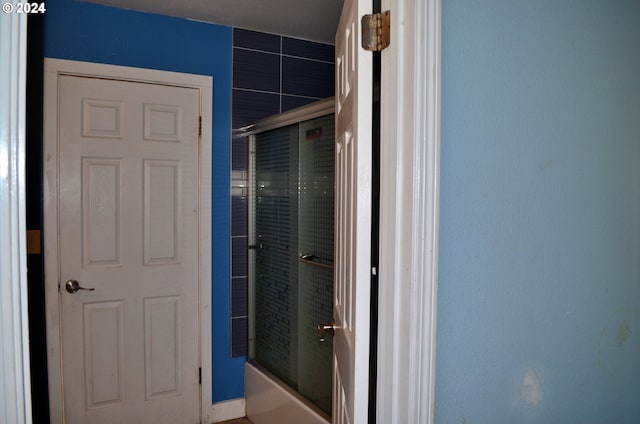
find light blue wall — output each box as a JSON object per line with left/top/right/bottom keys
{"left": 42, "top": 0, "right": 243, "bottom": 402}
{"left": 437, "top": 1, "right": 640, "bottom": 422}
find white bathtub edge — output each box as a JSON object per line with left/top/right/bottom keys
{"left": 245, "top": 362, "right": 330, "bottom": 424}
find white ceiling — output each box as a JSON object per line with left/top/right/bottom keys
{"left": 82, "top": 0, "right": 344, "bottom": 44}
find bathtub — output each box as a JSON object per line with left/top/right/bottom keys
{"left": 245, "top": 362, "right": 330, "bottom": 424}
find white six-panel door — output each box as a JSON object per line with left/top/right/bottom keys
{"left": 57, "top": 75, "right": 201, "bottom": 423}
{"left": 334, "top": 0, "right": 373, "bottom": 422}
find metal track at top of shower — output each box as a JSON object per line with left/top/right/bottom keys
{"left": 234, "top": 97, "right": 335, "bottom": 138}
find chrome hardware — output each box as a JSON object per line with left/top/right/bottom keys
{"left": 299, "top": 253, "right": 335, "bottom": 270}
{"left": 65, "top": 279, "right": 95, "bottom": 294}
{"left": 317, "top": 323, "right": 337, "bottom": 342}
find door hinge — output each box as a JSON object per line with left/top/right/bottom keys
{"left": 198, "top": 116, "right": 202, "bottom": 136}
{"left": 199, "top": 367, "right": 202, "bottom": 385}
{"left": 361, "top": 11, "right": 390, "bottom": 52}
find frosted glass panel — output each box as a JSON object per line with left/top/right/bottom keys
{"left": 254, "top": 124, "right": 300, "bottom": 388}
{"left": 251, "top": 112, "right": 334, "bottom": 415}
{"left": 297, "top": 115, "right": 335, "bottom": 414}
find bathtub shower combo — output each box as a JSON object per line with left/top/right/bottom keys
{"left": 246, "top": 98, "right": 335, "bottom": 424}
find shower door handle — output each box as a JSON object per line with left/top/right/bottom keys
{"left": 317, "top": 323, "right": 338, "bottom": 342}
{"left": 299, "top": 253, "right": 335, "bottom": 270}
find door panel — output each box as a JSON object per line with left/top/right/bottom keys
{"left": 58, "top": 75, "right": 200, "bottom": 423}
{"left": 143, "top": 160, "right": 182, "bottom": 264}
{"left": 334, "top": 0, "right": 373, "bottom": 422}
{"left": 83, "top": 301, "right": 125, "bottom": 409}
{"left": 144, "top": 295, "right": 181, "bottom": 399}
{"left": 81, "top": 158, "right": 122, "bottom": 267}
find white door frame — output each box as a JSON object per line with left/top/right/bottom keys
{"left": 43, "top": 58, "right": 213, "bottom": 423}
{"left": 377, "top": 0, "right": 441, "bottom": 423}
{"left": 0, "top": 6, "right": 32, "bottom": 424}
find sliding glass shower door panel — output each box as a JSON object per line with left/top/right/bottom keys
{"left": 254, "top": 124, "right": 300, "bottom": 388}
{"left": 297, "top": 115, "right": 335, "bottom": 415}
{"left": 250, "top": 105, "right": 335, "bottom": 416}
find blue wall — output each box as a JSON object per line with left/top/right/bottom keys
{"left": 437, "top": 1, "right": 640, "bottom": 422}
{"left": 42, "top": 0, "right": 243, "bottom": 402}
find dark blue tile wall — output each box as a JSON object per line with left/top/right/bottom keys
{"left": 282, "top": 37, "right": 334, "bottom": 62}
{"left": 234, "top": 28, "right": 280, "bottom": 53}
{"left": 231, "top": 196, "right": 248, "bottom": 237}
{"left": 232, "top": 137, "right": 248, "bottom": 171}
{"left": 230, "top": 27, "right": 334, "bottom": 357}
{"left": 231, "top": 317, "right": 248, "bottom": 357}
{"left": 232, "top": 28, "right": 334, "bottom": 138}
{"left": 282, "top": 57, "right": 334, "bottom": 98}
{"left": 233, "top": 49, "right": 281, "bottom": 92}
{"left": 280, "top": 95, "right": 317, "bottom": 112}
{"left": 232, "top": 90, "right": 280, "bottom": 129}
{"left": 231, "top": 237, "right": 248, "bottom": 277}
{"left": 231, "top": 277, "right": 248, "bottom": 317}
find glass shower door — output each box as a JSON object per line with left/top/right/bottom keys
{"left": 297, "top": 115, "right": 335, "bottom": 414}
{"left": 253, "top": 123, "right": 300, "bottom": 389}
{"left": 250, "top": 112, "right": 335, "bottom": 416}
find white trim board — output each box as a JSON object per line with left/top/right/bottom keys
{"left": 42, "top": 58, "right": 213, "bottom": 423}
{"left": 376, "top": 0, "right": 441, "bottom": 423}
{"left": 208, "top": 398, "right": 246, "bottom": 423}
{"left": 0, "top": 8, "right": 32, "bottom": 424}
